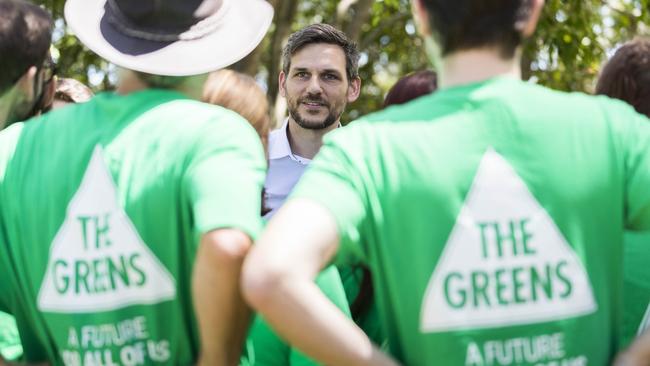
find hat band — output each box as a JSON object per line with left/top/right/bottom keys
{"left": 106, "top": 0, "right": 231, "bottom": 42}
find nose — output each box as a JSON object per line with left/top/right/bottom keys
{"left": 306, "top": 75, "right": 323, "bottom": 95}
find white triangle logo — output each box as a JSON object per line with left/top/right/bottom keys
{"left": 38, "top": 146, "right": 176, "bottom": 313}
{"left": 420, "top": 149, "right": 597, "bottom": 332}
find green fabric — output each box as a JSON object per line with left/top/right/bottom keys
{"left": 0, "top": 311, "right": 22, "bottom": 361}
{"left": 338, "top": 266, "right": 386, "bottom": 347}
{"left": 291, "top": 77, "right": 650, "bottom": 365}
{"left": 0, "top": 90, "right": 266, "bottom": 365}
{"left": 621, "top": 231, "right": 650, "bottom": 348}
{"left": 241, "top": 266, "right": 351, "bottom": 366}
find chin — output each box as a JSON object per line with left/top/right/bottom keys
{"left": 295, "top": 117, "right": 335, "bottom": 131}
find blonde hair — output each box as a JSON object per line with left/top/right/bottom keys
{"left": 54, "top": 78, "right": 93, "bottom": 104}
{"left": 203, "top": 69, "right": 270, "bottom": 150}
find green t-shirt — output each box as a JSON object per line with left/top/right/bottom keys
{"left": 0, "top": 311, "right": 22, "bottom": 361}
{"left": 621, "top": 231, "right": 650, "bottom": 348}
{"left": 0, "top": 90, "right": 266, "bottom": 365}
{"left": 338, "top": 266, "right": 386, "bottom": 347}
{"left": 291, "top": 77, "right": 650, "bottom": 365}
{"left": 241, "top": 266, "right": 350, "bottom": 366}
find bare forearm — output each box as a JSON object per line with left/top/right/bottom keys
{"left": 249, "top": 277, "right": 398, "bottom": 366}
{"left": 193, "top": 231, "right": 252, "bottom": 366}
{"left": 616, "top": 331, "right": 650, "bottom": 366}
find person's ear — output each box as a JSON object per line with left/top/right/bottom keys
{"left": 15, "top": 66, "right": 39, "bottom": 101}
{"left": 521, "top": 0, "right": 545, "bottom": 38}
{"left": 411, "top": 0, "right": 432, "bottom": 38}
{"left": 347, "top": 77, "right": 361, "bottom": 103}
{"left": 278, "top": 71, "right": 288, "bottom": 98}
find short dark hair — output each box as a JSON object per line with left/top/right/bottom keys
{"left": 282, "top": 23, "right": 360, "bottom": 82}
{"left": 596, "top": 39, "right": 650, "bottom": 118}
{"left": 0, "top": 0, "right": 52, "bottom": 94}
{"left": 383, "top": 70, "right": 437, "bottom": 108}
{"left": 421, "top": 0, "right": 535, "bottom": 58}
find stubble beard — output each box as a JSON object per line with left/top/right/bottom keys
{"left": 287, "top": 96, "right": 345, "bottom": 131}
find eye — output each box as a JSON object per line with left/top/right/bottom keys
{"left": 295, "top": 72, "right": 309, "bottom": 79}
{"left": 323, "top": 73, "right": 340, "bottom": 81}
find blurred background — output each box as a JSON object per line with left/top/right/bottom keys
{"left": 36, "top": 0, "right": 650, "bottom": 125}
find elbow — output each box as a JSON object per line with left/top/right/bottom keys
{"left": 200, "top": 229, "right": 251, "bottom": 267}
{"left": 241, "top": 254, "right": 286, "bottom": 313}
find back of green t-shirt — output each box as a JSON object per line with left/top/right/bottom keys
{"left": 0, "top": 90, "right": 266, "bottom": 364}
{"left": 292, "top": 77, "right": 650, "bottom": 365}
{"left": 621, "top": 231, "right": 650, "bottom": 348}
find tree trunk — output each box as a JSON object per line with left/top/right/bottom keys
{"left": 231, "top": 45, "right": 265, "bottom": 76}
{"left": 230, "top": 0, "right": 281, "bottom": 76}
{"left": 266, "top": 0, "right": 299, "bottom": 125}
{"left": 339, "top": 0, "right": 374, "bottom": 44}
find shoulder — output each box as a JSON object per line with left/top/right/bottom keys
{"left": 163, "top": 100, "right": 262, "bottom": 145}
{"left": 158, "top": 99, "right": 247, "bottom": 125}
{"left": 0, "top": 123, "right": 25, "bottom": 179}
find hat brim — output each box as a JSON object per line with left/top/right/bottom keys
{"left": 64, "top": 0, "right": 273, "bottom": 76}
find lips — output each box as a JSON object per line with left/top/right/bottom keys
{"left": 300, "top": 99, "right": 328, "bottom": 108}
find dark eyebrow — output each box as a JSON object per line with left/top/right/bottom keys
{"left": 321, "top": 69, "right": 342, "bottom": 76}
{"left": 292, "top": 68, "right": 310, "bottom": 73}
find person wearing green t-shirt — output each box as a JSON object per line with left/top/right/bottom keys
{"left": 201, "top": 68, "right": 354, "bottom": 366}
{"left": 243, "top": 1, "right": 650, "bottom": 365}
{"left": 0, "top": 0, "right": 273, "bottom": 365}
{"left": 0, "top": 1, "right": 54, "bottom": 363}
{"left": 595, "top": 39, "right": 650, "bottom": 350}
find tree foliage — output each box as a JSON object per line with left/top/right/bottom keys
{"left": 34, "top": 0, "right": 650, "bottom": 124}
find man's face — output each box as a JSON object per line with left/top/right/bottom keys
{"left": 280, "top": 43, "right": 359, "bottom": 130}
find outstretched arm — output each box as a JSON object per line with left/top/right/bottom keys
{"left": 616, "top": 330, "right": 650, "bottom": 366}
{"left": 194, "top": 229, "right": 253, "bottom": 366}
{"left": 242, "top": 199, "right": 399, "bottom": 366}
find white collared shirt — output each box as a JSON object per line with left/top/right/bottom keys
{"left": 264, "top": 120, "right": 312, "bottom": 219}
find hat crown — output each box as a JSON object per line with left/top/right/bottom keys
{"left": 108, "top": 0, "right": 222, "bottom": 34}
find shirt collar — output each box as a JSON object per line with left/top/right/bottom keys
{"left": 268, "top": 118, "right": 342, "bottom": 161}
{"left": 268, "top": 119, "right": 292, "bottom": 160}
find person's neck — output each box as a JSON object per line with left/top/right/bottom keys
{"left": 117, "top": 79, "right": 203, "bottom": 100}
{"left": 287, "top": 118, "right": 339, "bottom": 159}
{"left": 440, "top": 48, "right": 522, "bottom": 89}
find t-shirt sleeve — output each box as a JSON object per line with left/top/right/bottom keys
{"left": 0, "top": 124, "right": 23, "bottom": 314}
{"left": 183, "top": 114, "right": 266, "bottom": 240}
{"left": 622, "top": 106, "right": 650, "bottom": 230}
{"left": 290, "top": 127, "right": 371, "bottom": 266}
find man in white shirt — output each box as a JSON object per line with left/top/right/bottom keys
{"left": 264, "top": 23, "right": 361, "bottom": 217}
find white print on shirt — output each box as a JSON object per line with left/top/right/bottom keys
{"left": 60, "top": 316, "right": 170, "bottom": 366}
{"left": 38, "top": 146, "right": 176, "bottom": 313}
{"left": 420, "top": 149, "right": 597, "bottom": 332}
{"left": 464, "top": 332, "right": 587, "bottom": 366}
